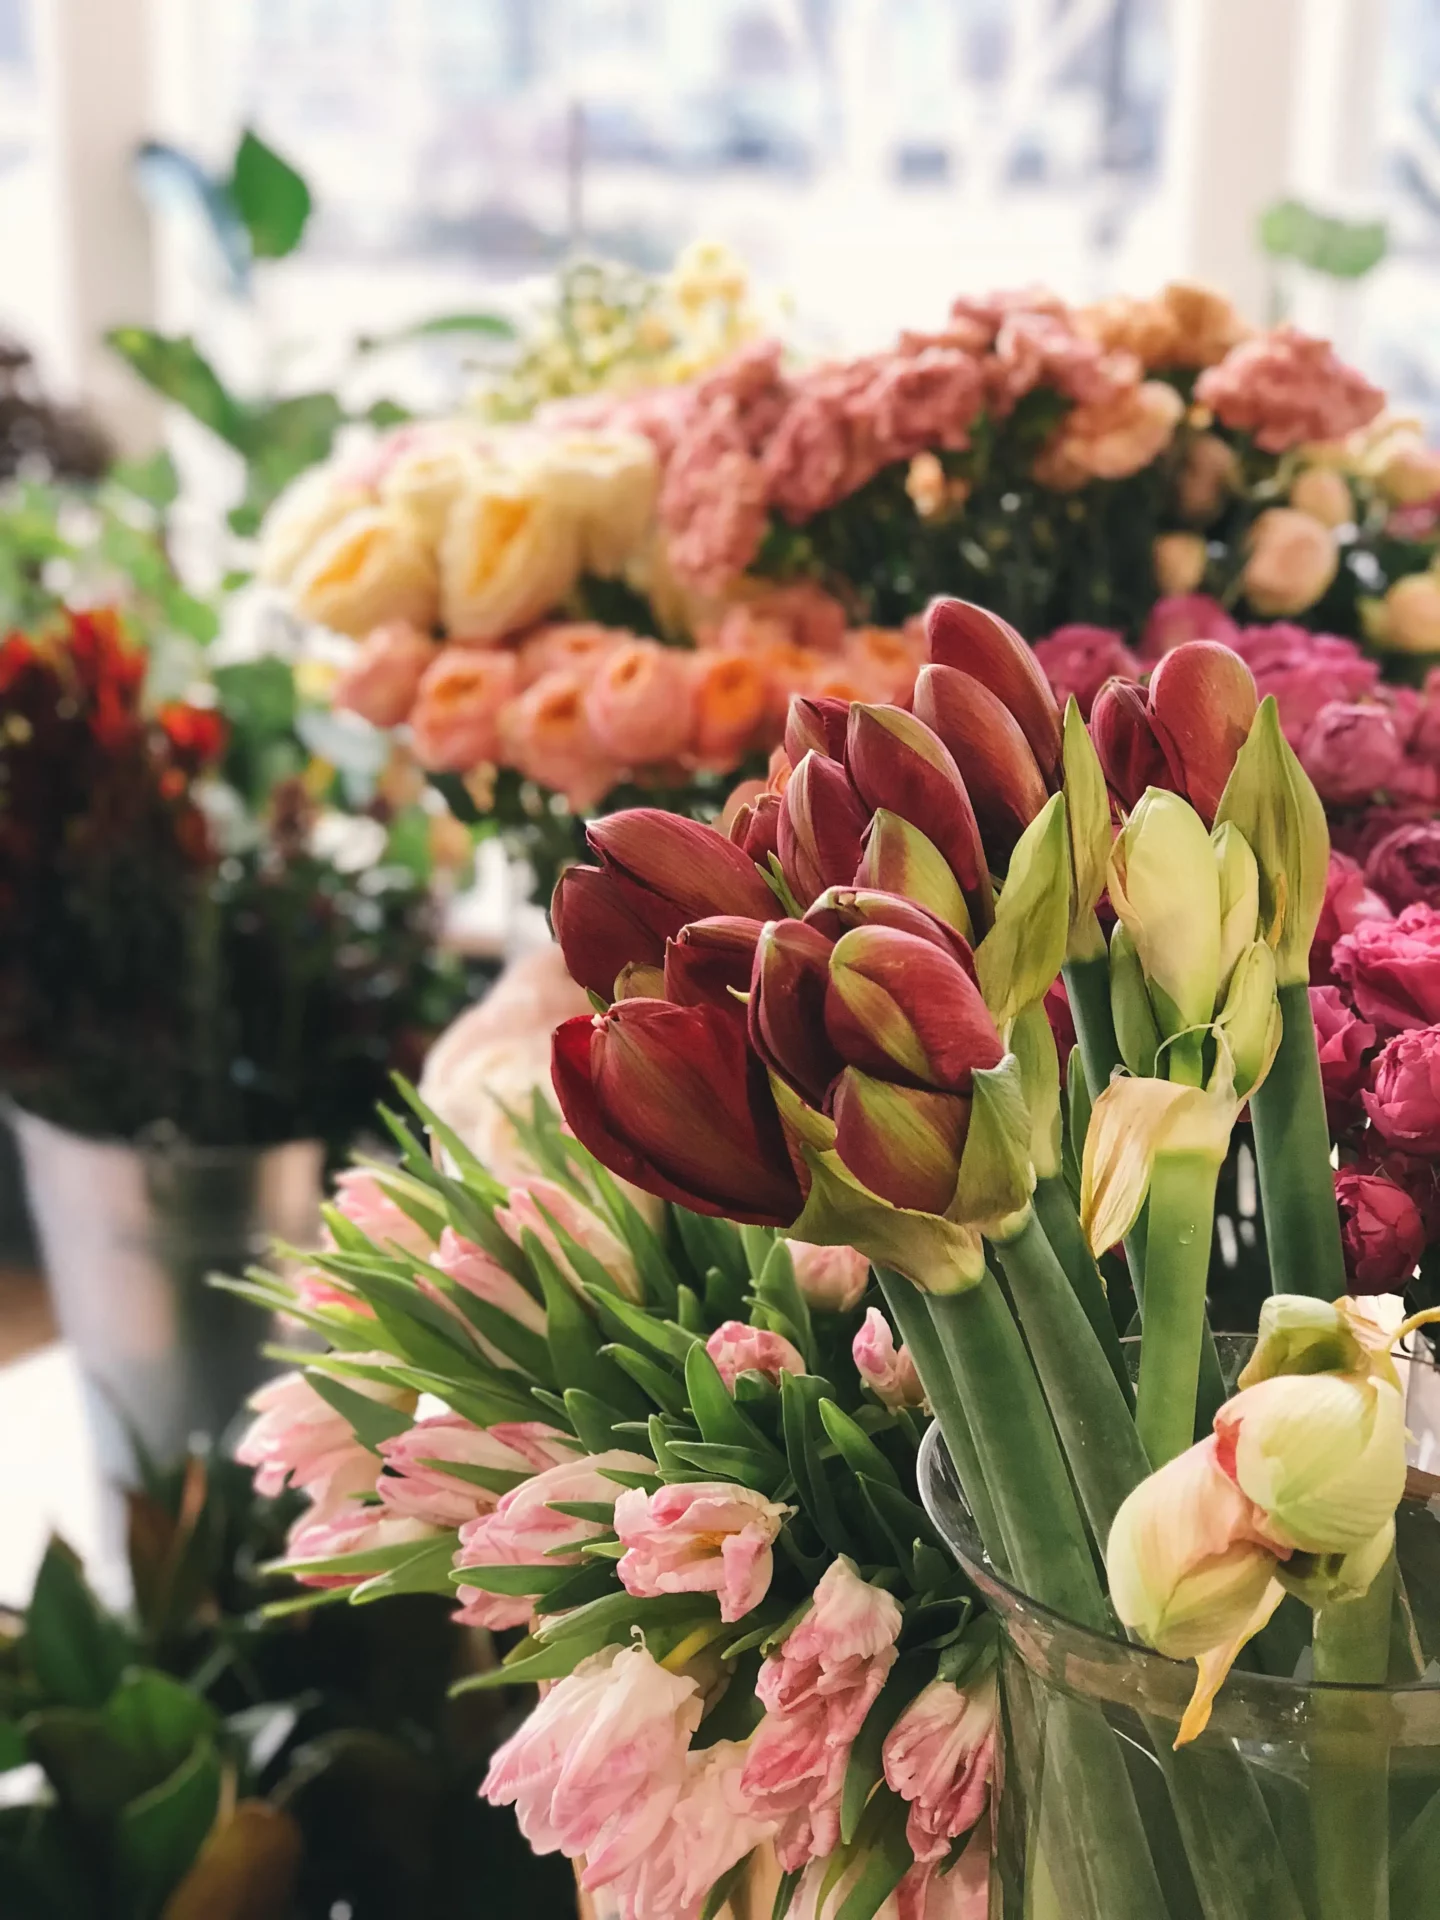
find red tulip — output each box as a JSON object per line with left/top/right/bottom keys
{"left": 925, "top": 598, "right": 1063, "bottom": 780}
{"left": 587, "top": 809, "right": 776, "bottom": 922}
{"left": 824, "top": 926, "right": 1004, "bottom": 1092}
{"left": 749, "top": 919, "right": 842, "bottom": 1105}
{"left": 664, "top": 916, "right": 765, "bottom": 1008}
{"left": 1147, "top": 641, "right": 1258, "bottom": 824}
{"left": 830, "top": 1070, "right": 970, "bottom": 1214}
{"left": 1090, "top": 678, "right": 1175, "bottom": 811}
{"left": 552, "top": 864, "right": 680, "bottom": 999}
{"left": 912, "top": 664, "right": 1049, "bottom": 861}
{"left": 784, "top": 694, "right": 851, "bottom": 767}
{"left": 777, "top": 751, "right": 871, "bottom": 907}
{"left": 552, "top": 1003, "right": 803, "bottom": 1226}
{"left": 844, "top": 703, "right": 991, "bottom": 916}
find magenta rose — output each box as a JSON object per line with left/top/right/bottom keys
{"left": 1309, "top": 985, "right": 1377, "bottom": 1127}
{"left": 1362, "top": 1025, "right": 1440, "bottom": 1154}
{"left": 1033, "top": 625, "right": 1141, "bottom": 718}
{"left": 1300, "top": 701, "right": 1404, "bottom": 806}
{"left": 1334, "top": 1167, "right": 1426, "bottom": 1293}
{"left": 1311, "top": 851, "right": 1393, "bottom": 985}
{"left": 1360, "top": 1147, "right": 1440, "bottom": 1241}
{"left": 1229, "top": 624, "right": 1379, "bottom": 746}
{"left": 1137, "top": 593, "right": 1239, "bottom": 663}
{"left": 1332, "top": 902, "right": 1440, "bottom": 1033}
{"left": 1364, "top": 821, "right": 1440, "bottom": 912}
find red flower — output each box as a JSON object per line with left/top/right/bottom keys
{"left": 158, "top": 701, "right": 227, "bottom": 768}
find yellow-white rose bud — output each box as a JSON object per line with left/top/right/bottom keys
{"left": 1242, "top": 508, "right": 1338, "bottom": 617}
{"left": 290, "top": 505, "right": 439, "bottom": 638}
{"left": 379, "top": 434, "right": 486, "bottom": 545}
{"left": 258, "top": 463, "right": 374, "bottom": 586}
{"left": 1288, "top": 466, "right": 1353, "bottom": 529}
{"left": 538, "top": 431, "right": 659, "bottom": 577}
{"left": 1374, "top": 572, "right": 1440, "bottom": 655}
{"left": 1211, "top": 821, "right": 1260, "bottom": 997}
{"left": 1376, "top": 432, "right": 1440, "bottom": 506}
{"left": 1107, "top": 789, "right": 1221, "bottom": 1042}
{"left": 1153, "top": 531, "right": 1208, "bottom": 596}
{"left": 439, "top": 469, "right": 582, "bottom": 642}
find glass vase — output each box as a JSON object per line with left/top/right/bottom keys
{"left": 918, "top": 1346, "right": 1440, "bottom": 1920}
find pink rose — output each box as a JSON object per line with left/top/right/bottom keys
{"left": 498, "top": 668, "right": 622, "bottom": 811}
{"left": 614, "top": 1480, "right": 790, "bottom": 1622}
{"left": 584, "top": 639, "right": 697, "bottom": 765}
{"left": 594, "top": 1738, "right": 777, "bottom": 1920}
{"left": 1229, "top": 625, "right": 1379, "bottom": 746}
{"left": 377, "top": 1414, "right": 576, "bottom": 1528}
{"left": 1309, "top": 986, "right": 1377, "bottom": 1127}
{"left": 741, "top": 1556, "right": 902, "bottom": 1871}
{"left": 496, "top": 1176, "right": 642, "bottom": 1302}
{"left": 1300, "top": 702, "right": 1404, "bottom": 805}
{"left": 1032, "top": 625, "right": 1140, "bottom": 718}
{"left": 283, "top": 1505, "right": 438, "bottom": 1588}
{"left": 789, "top": 1240, "right": 871, "bottom": 1312}
{"left": 1334, "top": 1167, "right": 1426, "bottom": 1293}
{"left": 236, "top": 1362, "right": 408, "bottom": 1510}
{"left": 1194, "top": 325, "right": 1384, "bottom": 452}
{"left": 1363, "top": 1025, "right": 1440, "bottom": 1154}
{"left": 1332, "top": 902, "right": 1440, "bottom": 1033}
{"left": 409, "top": 646, "right": 519, "bottom": 771}
{"left": 1138, "top": 594, "right": 1239, "bottom": 663}
{"left": 431, "top": 1226, "right": 547, "bottom": 1334}
{"left": 1360, "top": 1147, "right": 1440, "bottom": 1242}
{"left": 454, "top": 1447, "right": 649, "bottom": 1628}
{"left": 853, "top": 1307, "right": 925, "bottom": 1410}
{"left": 882, "top": 1672, "right": 997, "bottom": 1864}
{"left": 1365, "top": 821, "right": 1440, "bottom": 912}
{"left": 1312, "top": 852, "right": 1393, "bottom": 984}
{"left": 705, "top": 1320, "right": 806, "bottom": 1391}
{"left": 333, "top": 621, "right": 437, "bottom": 728}
{"left": 482, "top": 1644, "right": 702, "bottom": 1869}
{"left": 332, "top": 1169, "right": 437, "bottom": 1258}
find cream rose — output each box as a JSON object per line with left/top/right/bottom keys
{"left": 539, "top": 430, "right": 660, "bottom": 576}
{"left": 1289, "top": 466, "right": 1353, "bottom": 528}
{"left": 379, "top": 432, "right": 489, "bottom": 545}
{"left": 1153, "top": 531, "right": 1208, "bottom": 596}
{"left": 1374, "top": 572, "right": 1440, "bottom": 654}
{"left": 1242, "top": 507, "right": 1338, "bottom": 617}
{"left": 258, "top": 462, "right": 375, "bottom": 586}
{"left": 290, "top": 504, "right": 439, "bottom": 637}
{"left": 439, "top": 465, "right": 582, "bottom": 643}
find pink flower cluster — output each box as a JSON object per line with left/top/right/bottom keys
{"left": 1194, "top": 324, "right": 1384, "bottom": 453}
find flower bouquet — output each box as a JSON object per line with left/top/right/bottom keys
{"left": 244, "top": 596, "right": 1440, "bottom": 1917}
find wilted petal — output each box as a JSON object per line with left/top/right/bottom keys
{"left": 925, "top": 597, "right": 1063, "bottom": 779}
{"left": 913, "top": 664, "right": 1049, "bottom": 862}
{"left": 1149, "top": 642, "right": 1258, "bottom": 825}
{"left": 1081, "top": 1074, "right": 1236, "bottom": 1254}
{"left": 779, "top": 751, "right": 872, "bottom": 907}
{"left": 830, "top": 1068, "right": 970, "bottom": 1214}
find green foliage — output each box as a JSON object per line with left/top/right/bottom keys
{"left": 1259, "top": 198, "right": 1388, "bottom": 280}
{"left": 229, "top": 128, "right": 313, "bottom": 260}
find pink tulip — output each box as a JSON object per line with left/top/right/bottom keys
{"left": 431, "top": 1226, "right": 547, "bottom": 1333}
{"left": 592, "top": 1738, "right": 776, "bottom": 1919}
{"left": 741, "top": 1556, "right": 902, "bottom": 1870}
{"left": 283, "top": 1504, "right": 438, "bottom": 1588}
{"left": 614, "top": 1481, "right": 790, "bottom": 1623}
{"left": 409, "top": 646, "right": 519, "bottom": 771}
{"left": 883, "top": 1673, "right": 997, "bottom": 1864}
{"left": 496, "top": 1176, "right": 642, "bottom": 1302}
{"left": 332, "top": 1169, "right": 436, "bottom": 1258}
{"left": 483, "top": 1644, "right": 702, "bottom": 1871}
{"left": 705, "top": 1320, "right": 806, "bottom": 1391}
{"left": 377, "top": 1414, "right": 577, "bottom": 1528}
{"left": 333, "top": 621, "right": 437, "bottom": 728}
{"left": 789, "top": 1240, "right": 871, "bottom": 1312}
{"left": 584, "top": 639, "right": 696, "bottom": 764}
{"left": 853, "top": 1307, "right": 925, "bottom": 1409}
{"left": 236, "top": 1364, "right": 406, "bottom": 1511}
{"left": 453, "top": 1447, "right": 649, "bottom": 1628}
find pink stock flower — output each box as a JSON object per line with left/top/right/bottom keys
{"left": 584, "top": 640, "right": 697, "bottom": 765}
{"left": 1363, "top": 1026, "right": 1440, "bottom": 1155}
{"left": 236, "top": 1364, "right": 406, "bottom": 1510}
{"left": 882, "top": 1672, "right": 998, "bottom": 1864}
{"left": 1300, "top": 702, "right": 1404, "bottom": 805}
{"left": 1032, "top": 625, "right": 1141, "bottom": 718}
{"left": 705, "top": 1320, "right": 806, "bottom": 1391}
{"left": 332, "top": 1169, "right": 436, "bottom": 1258}
{"left": 431, "top": 1226, "right": 547, "bottom": 1334}
{"left": 789, "top": 1240, "right": 871, "bottom": 1312}
{"left": 1365, "top": 821, "right": 1440, "bottom": 912}
{"left": 853, "top": 1307, "right": 925, "bottom": 1410}
{"left": 482, "top": 1644, "right": 702, "bottom": 1873}
{"left": 409, "top": 647, "right": 519, "bottom": 771}
{"left": 496, "top": 1176, "right": 642, "bottom": 1302}
{"left": 333, "top": 621, "right": 437, "bottom": 728}
{"left": 498, "top": 668, "right": 622, "bottom": 810}
{"left": 741, "top": 1556, "right": 902, "bottom": 1871}
{"left": 1309, "top": 986, "right": 1377, "bottom": 1127}
{"left": 1312, "top": 852, "right": 1393, "bottom": 985}
{"left": 1138, "top": 594, "right": 1239, "bottom": 663}
{"left": 661, "top": 394, "right": 772, "bottom": 590}
{"left": 283, "top": 1505, "right": 439, "bottom": 1588}
{"left": 453, "top": 1448, "right": 648, "bottom": 1628}
{"left": 1332, "top": 902, "right": 1440, "bottom": 1033}
{"left": 377, "top": 1414, "right": 577, "bottom": 1528}
{"left": 763, "top": 384, "right": 858, "bottom": 521}
{"left": 614, "top": 1481, "right": 789, "bottom": 1622}
{"left": 864, "top": 345, "right": 985, "bottom": 464}
{"left": 1229, "top": 624, "right": 1379, "bottom": 746}
{"left": 1335, "top": 1167, "right": 1426, "bottom": 1293}
{"left": 1194, "top": 325, "right": 1384, "bottom": 452}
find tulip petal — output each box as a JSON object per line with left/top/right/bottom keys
{"left": 912, "top": 664, "right": 1050, "bottom": 862}
{"left": 844, "top": 702, "right": 993, "bottom": 920}
{"left": 1149, "top": 642, "right": 1258, "bottom": 826}
{"left": 924, "top": 597, "right": 1062, "bottom": 779}
{"left": 830, "top": 1068, "right": 970, "bottom": 1215}
{"left": 750, "top": 918, "right": 842, "bottom": 1105}
{"left": 588, "top": 808, "right": 776, "bottom": 921}
{"left": 552, "top": 864, "right": 679, "bottom": 1000}
{"left": 778, "top": 752, "right": 871, "bottom": 908}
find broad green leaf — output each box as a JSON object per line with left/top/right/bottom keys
{"left": 25, "top": 1540, "right": 129, "bottom": 1709}
{"left": 589, "top": 1290, "right": 698, "bottom": 1364}
{"left": 527, "top": 1232, "right": 648, "bottom": 1418}
{"left": 840, "top": 1655, "right": 930, "bottom": 1844}
{"left": 835, "top": 1785, "right": 913, "bottom": 1920}
{"left": 229, "top": 127, "right": 312, "bottom": 258}
{"left": 684, "top": 1343, "right": 780, "bottom": 1457}
{"left": 818, "top": 1398, "right": 901, "bottom": 1493}
{"left": 0, "top": 1720, "right": 25, "bottom": 1772}
{"left": 115, "top": 1737, "right": 222, "bottom": 1912}
{"left": 105, "top": 329, "right": 247, "bottom": 446}
{"left": 780, "top": 1375, "right": 855, "bottom": 1557}
{"left": 445, "top": 1562, "right": 570, "bottom": 1597}
{"left": 212, "top": 656, "right": 295, "bottom": 739}
{"left": 564, "top": 1387, "right": 644, "bottom": 1457}
{"left": 604, "top": 1345, "right": 688, "bottom": 1416}
{"left": 109, "top": 450, "right": 179, "bottom": 510}
{"left": 350, "top": 1537, "right": 459, "bottom": 1604}
{"left": 356, "top": 311, "right": 515, "bottom": 353}
{"left": 666, "top": 1441, "right": 784, "bottom": 1494}
{"left": 303, "top": 1371, "right": 412, "bottom": 1454}
{"left": 702, "top": 1855, "right": 754, "bottom": 1920}
{"left": 534, "top": 1559, "right": 620, "bottom": 1615}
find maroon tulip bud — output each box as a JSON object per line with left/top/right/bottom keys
{"left": 729, "top": 790, "right": 782, "bottom": 867}
{"left": 925, "top": 597, "right": 1063, "bottom": 780}
{"left": 825, "top": 925, "right": 1004, "bottom": 1093}
{"left": 1090, "top": 678, "right": 1176, "bottom": 810}
{"left": 854, "top": 810, "right": 972, "bottom": 933}
{"left": 784, "top": 694, "right": 851, "bottom": 767}
{"left": 665, "top": 915, "right": 765, "bottom": 1009}
{"left": 830, "top": 1069, "right": 970, "bottom": 1214}
{"left": 588, "top": 808, "right": 776, "bottom": 922}
{"left": 1147, "top": 641, "right": 1258, "bottom": 825}
{"left": 552, "top": 1002, "right": 803, "bottom": 1226}
{"left": 804, "top": 888, "right": 979, "bottom": 975}
{"left": 551, "top": 863, "right": 679, "bottom": 1000}
{"left": 843, "top": 704, "right": 992, "bottom": 921}
{"left": 749, "top": 918, "right": 841, "bottom": 1105}
{"left": 777, "top": 751, "right": 871, "bottom": 907}
{"left": 912, "top": 664, "right": 1049, "bottom": 862}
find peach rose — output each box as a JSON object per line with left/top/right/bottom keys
{"left": 1376, "top": 432, "right": 1440, "bottom": 507}
{"left": 690, "top": 650, "right": 772, "bottom": 769}
{"left": 291, "top": 504, "right": 439, "bottom": 637}
{"left": 1289, "top": 466, "right": 1353, "bottom": 528}
{"left": 584, "top": 639, "right": 697, "bottom": 763}
{"left": 842, "top": 626, "right": 924, "bottom": 704}
{"left": 1176, "top": 432, "right": 1240, "bottom": 524}
{"left": 1153, "top": 532, "right": 1208, "bottom": 597}
{"left": 1243, "top": 507, "right": 1338, "bottom": 617}
{"left": 516, "top": 621, "right": 626, "bottom": 688}
{"left": 1373, "top": 573, "right": 1440, "bottom": 655}
{"left": 409, "top": 646, "right": 518, "bottom": 770}
{"left": 1035, "top": 378, "right": 1184, "bottom": 488}
{"left": 499, "top": 668, "right": 621, "bottom": 808}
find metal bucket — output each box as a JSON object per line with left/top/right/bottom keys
{"left": 10, "top": 1106, "right": 322, "bottom": 1475}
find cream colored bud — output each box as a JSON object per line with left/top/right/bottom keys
{"left": 1108, "top": 789, "right": 1221, "bottom": 1039}
{"left": 1375, "top": 572, "right": 1440, "bottom": 655}
{"left": 1242, "top": 508, "right": 1338, "bottom": 618}
{"left": 1154, "top": 531, "right": 1208, "bottom": 596}
{"left": 1288, "top": 466, "right": 1353, "bottom": 529}
{"left": 1211, "top": 822, "right": 1261, "bottom": 996}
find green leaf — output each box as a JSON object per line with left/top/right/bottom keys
{"left": 418, "top": 1457, "right": 530, "bottom": 1496}
{"left": 535, "top": 1559, "right": 621, "bottom": 1615}
{"left": 115, "top": 1737, "right": 223, "bottom": 1912}
{"left": 834, "top": 1785, "right": 913, "bottom": 1920}
{"left": 857, "top": 1477, "right": 945, "bottom": 1574}
{"left": 212, "top": 655, "right": 296, "bottom": 738}
{"left": 25, "top": 1539, "right": 129, "bottom": 1709}
{"left": 454, "top": 1592, "right": 714, "bottom": 1691}
{"left": 587, "top": 1164, "right": 680, "bottom": 1311}
{"left": 303, "top": 1370, "right": 412, "bottom": 1453}
{"left": 665, "top": 1441, "right": 784, "bottom": 1494}
{"left": 564, "top": 1387, "right": 641, "bottom": 1457}
{"left": 773, "top": 1869, "right": 803, "bottom": 1919}
{"left": 528, "top": 1232, "right": 648, "bottom": 1417}
{"left": 604, "top": 1345, "right": 689, "bottom": 1416}
{"left": 350, "top": 1537, "right": 459, "bottom": 1604}
{"left": 446, "top": 1562, "right": 571, "bottom": 1597}
{"left": 780, "top": 1375, "right": 855, "bottom": 1557}
{"left": 356, "top": 311, "right": 515, "bottom": 352}
{"left": 438, "top": 1284, "right": 554, "bottom": 1386}
{"left": 702, "top": 1855, "right": 754, "bottom": 1920}
{"left": 22, "top": 1708, "right": 139, "bottom": 1818}
{"left": 105, "top": 329, "right": 248, "bottom": 445}
{"left": 818, "top": 1398, "right": 902, "bottom": 1493}
{"left": 1258, "top": 196, "right": 1387, "bottom": 278}
{"left": 268, "top": 1536, "right": 434, "bottom": 1581}
{"left": 229, "top": 127, "right": 312, "bottom": 258}
{"left": 102, "top": 1674, "right": 217, "bottom": 1794}
{"left": 685, "top": 1343, "right": 780, "bottom": 1456}
{"left": 109, "top": 449, "right": 179, "bottom": 510}
{"left": 590, "top": 1290, "right": 699, "bottom": 1364}
{"left": 0, "top": 1720, "right": 25, "bottom": 1772}
{"left": 754, "top": 1241, "right": 813, "bottom": 1366}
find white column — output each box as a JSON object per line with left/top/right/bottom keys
{"left": 31, "top": 0, "right": 160, "bottom": 450}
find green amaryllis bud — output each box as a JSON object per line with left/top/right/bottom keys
{"left": 825, "top": 926, "right": 1003, "bottom": 1092}
{"left": 1214, "top": 1370, "right": 1407, "bottom": 1556}
{"left": 1212, "top": 940, "right": 1280, "bottom": 1098}
{"left": 1211, "top": 821, "right": 1261, "bottom": 996}
{"left": 974, "top": 793, "right": 1071, "bottom": 1029}
{"left": 1238, "top": 1296, "right": 1366, "bottom": 1389}
{"left": 1061, "top": 696, "right": 1110, "bottom": 962}
{"left": 844, "top": 704, "right": 992, "bottom": 928}
{"left": 854, "top": 810, "right": 973, "bottom": 937}
{"left": 955, "top": 1051, "right": 1037, "bottom": 1226}
{"left": 1214, "top": 696, "right": 1330, "bottom": 989}
{"left": 1107, "top": 788, "right": 1221, "bottom": 1054}
{"left": 830, "top": 1068, "right": 971, "bottom": 1215}
{"left": 1109, "top": 923, "right": 1161, "bottom": 1079}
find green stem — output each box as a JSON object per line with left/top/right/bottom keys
{"left": 990, "top": 1207, "right": 1148, "bottom": 1543}
{"left": 1312, "top": 1553, "right": 1396, "bottom": 1920}
{"left": 1033, "top": 1174, "right": 1133, "bottom": 1408}
{"left": 1136, "top": 1149, "right": 1223, "bottom": 1468}
{"left": 1249, "top": 979, "right": 1346, "bottom": 1299}
{"left": 1064, "top": 949, "right": 1122, "bottom": 1103}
